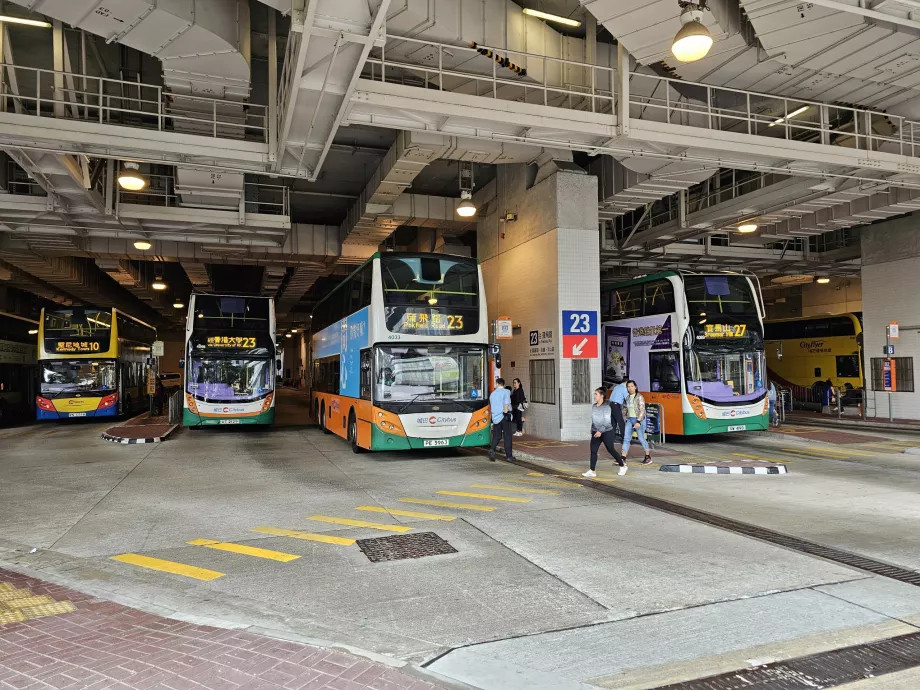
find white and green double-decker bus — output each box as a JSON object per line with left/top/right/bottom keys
{"left": 183, "top": 294, "right": 277, "bottom": 427}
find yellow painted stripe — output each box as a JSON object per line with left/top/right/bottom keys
{"left": 398, "top": 498, "right": 495, "bottom": 511}
{"left": 527, "top": 472, "right": 545, "bottom": 476}
{"left": 732, "top": 453, "right": 789, "bottom": 462}
{"left": 251, "top": 526, "right": 355, "bottom": 546}
{"left": 470, "top": 484, "right": 561, "bottom": 495}
{"left": 500, "top": 478, "right": 578, "bottom": 487}
{"left": 111, "top": 554, "right": 224, "bottom": 581}
{"left": 436, "top": 490, "right": 531, "bottom": 503}
{"left": 805, "top": 446, "right": 873, "bottom": 457}
{"left": 306, "top": 515, "right": 412, "bottom": 532}
{"left": 356, "top": 506, "right": 456, "bottom": 521}
{"left": 187, "top": 539, "right": 300, "bottom": 562}
{"left": 781, "top": 448, "right": 856, "bottom": 459}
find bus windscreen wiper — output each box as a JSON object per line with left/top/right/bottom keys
{"left": 398, "top": 392, "right": 433, "bottom": 414}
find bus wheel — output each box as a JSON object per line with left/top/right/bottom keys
{"left": 348, "top": 412, "right": 363, "bottom": 454}
{"left": 320, "top": 403, "right": 331, "bottom": 434}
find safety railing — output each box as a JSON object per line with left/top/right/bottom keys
{"left": 118, "top": 174, "right": 290, "bottom": 216}
{"left": 364, "top": 35, "right": 616, "bottom": 114}
{"left": 0, "top": 64, "right": 268, "bottom": 142}
{"left": 167, "top": 388, "right": 183, "bottom": 425}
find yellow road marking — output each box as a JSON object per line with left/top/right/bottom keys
{"left": 110, "top": 554, "right": 225, "bottom": 581}
{"left": 398, "top": 498, "right": 496, "bottom": 511}
{"left": 732, "top": 453, "right": 789, "bottom": 462}
{"left": 470, "top": 484, "right": 560, "bottom": 495}
{"left": 306, "top": 515, "right": 412, "bottom": 532}
{"left": 805, "top": 446, "right": 873, "bottom": 457}
{"left": 187, "top": 539, "right": 300, "bottom": 562}
{"left": 436, "top": 490, "right": 531, "bottom": 503}
{"left": 780, "top": 448, "right": 856, "bottom": 459}
{"left": 500, "top": 478, "right": 578, "bottom": 487}
{"left": 251, "top": 526, "right": 356, "bottom": 545}
{"left": 527, "top": 472, "right": 545, "bottom": 476}
{"left": 356, "top": 506, "right": 456, "bottom": 521}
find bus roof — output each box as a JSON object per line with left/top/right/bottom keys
{"left": 42, "top": 306, "right": 156, "bottom": 331}
{"left": 601, "top": 270, "right": 759, "bottom": 292}
{"left": 764, "top": 313, "right": 861, "bottom": 325}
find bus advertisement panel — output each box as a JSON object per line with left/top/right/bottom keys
{"left": 183, "top": 294, "right": 277, "bottom": 427}
{"left": 311, "top": 253, "right": 491, "bottom": 452}
{"left": 601, "top": 272, "right": 769, "bottom": 435}
{"left": 36, "top": 308, "right": 154, "bottom": 420}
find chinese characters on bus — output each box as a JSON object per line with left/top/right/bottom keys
{"left": 206, "top": 336, "right": 257, "bottom": 348}
{"left": 54, "top": 341, "right": 102, "bottom": 353}
{"left": 402, "top": 313, "right": 465, "bottom": 331}
{"left": 703, "top": 324, "right": 747, "bottom": 338}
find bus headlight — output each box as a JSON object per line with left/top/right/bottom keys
{"left": 465, "top": 406, "right": 491, "bottom": 434}
{"left": 97, "top": 392, "right": 119, "bottom": 410}
{"left": 36, "top": 396, "right": 55, "bottom": 412}
{"left": 261, "top": 392, "right": 274, "bottom": 413}
{"left": 762, "top": 397, "right": 770, "bottom": 415}
{"left": 186, "top": 394, "right": 198, "bottom": 414}
{"left": 374, "top": 409, "right": 406, "bottom": 436}
{"left": 688, "top": 395, "right": 706, "bottom": 419}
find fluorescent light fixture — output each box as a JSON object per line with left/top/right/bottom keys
{"left": 768, "top": 105, "right": 809, "bottom": 127}
{"left": 172, "top": 299, "right": 185, "bottom": 309}
{"left": 152, "top": 274, "right": 167, "bottom": 291}
{"left": 522, "top": 8, "right": 581, "bottom": 27}
{"left": 0, "top": 15, "right": 51, "bottom": 28}
{"left": 118, "top": 161, "right": 146, "bottom": 191}
{"left": 291, "top": 328, "right": 298, "bottom": 333}
{"left": 133, "top": 240, "right": 152, "bottom": 250}
{"left": 737, "top": 223, "right": 758, "bottom": 233}
{"left": 672, "top": 8, "right": 712, "bottom": 63}
{"left": 285, "top": 333, "right": 292, "bottom": 338}
{"left": 28, "top": 329, "right": 38, "bottom": 335}
{"left": 816, "top": 276, "right": 831, "bottom": 284}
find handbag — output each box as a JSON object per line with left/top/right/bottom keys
{"left": 521, "top": 399, "right": 529, "bottom": 411}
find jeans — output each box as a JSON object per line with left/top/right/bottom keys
{"left": 490, "top": 417, "right": 513, "bottom": 459}
{"left": 621, "top": 417, "right": 650, "bottom": 456}
{"left": 512, "top": 408, "right": 524, "bottom": 432}
{"left": 589, "top": 429, "right": 623, "bottom": 470}
{"left": 769, "top": 403, "right": 778, "bottom": 425}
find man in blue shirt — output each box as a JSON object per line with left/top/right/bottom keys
{"left": 608, "top": 381, "right": 628, "bottom": 444}
{"left": 488, "top": 378, "right": 514, "bottom": 461}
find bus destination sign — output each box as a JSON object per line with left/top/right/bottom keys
{"left": 206, "top": 336, "right": 257, "bottom": 349}
{"left": 51, "top": 340, "right": 104, "bottom": 353}
{"left": 704, "top": 324, "right": 747, "bottom": 338}
{"left": 402, "top": 312, "right": 465, "bottom": 331}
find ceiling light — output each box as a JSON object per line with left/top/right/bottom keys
{"left": 456, "top": 190, "right": 477, "bottom": 218}
{"left": 671, "top": 6, "right": 713, "bottom": 63}
{"left": 134, "top": 240, "right": 152, "bottom": 250}
{"left": 172, "top": 299, "right": 185, "bottom": 309}
{"left": 118, "top": 161, "right": 146, "bottom": 191}
{"left": 0, "top": 15, "right": 51, "bottom": 28}
{"left": 197, "top": 313, "right": 203, "bottom": 319}
{"left": 769, "top": 105, "right": 809, "bottom": 127}
{"left": 152, "top": 273, "right": 167, "bottom": 291}
{"left": 291, "top": 328, "right": 298, "bottom": 333}
{"left": 428, "top": 296, "right": 438, "bottom": 305}
{"left": 285, "top": 333, "right": 292, "bottom": 338}
{"left": 816, "top": 276, "right": 831, "bottom": 284}
{"left": 522, "top": 8, "right": 582, "bottom": 27}
{"left": 28, "top": 329, "right": 38, "bottom": 335}
{"left": 737, "top": 223, "right": 758, "bottom": 233}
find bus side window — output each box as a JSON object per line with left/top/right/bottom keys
{"left": 360, "top": 349, "right": 372, "bottom": 400}
{"left": 649, "top": 352, "right": 681, "bottom": 393}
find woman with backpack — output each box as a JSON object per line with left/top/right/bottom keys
{"left": 510, "top": 378, "right": 528, "bottom": 437}
{"left": 621, "top": 379, "right": 653, "bottom": 465}
{"left": 584, "top": 387, "right": 626, "bottom": 478}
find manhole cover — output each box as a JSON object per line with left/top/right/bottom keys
{"left": 356, "top": 532, "right": 458, "bottom": 563}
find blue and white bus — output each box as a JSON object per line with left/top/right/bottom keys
{"left": 311, "top": 252, "right": 491, "bottom": 452}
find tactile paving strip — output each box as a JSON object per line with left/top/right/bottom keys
{"left": 0, "top": 582, "right": 76, "bottom": 625}
{"left": 356, "top": 532, "right": 458, "bottom": 563}
{"left": 655, "top": 631, "right": 920, "bottom": 689}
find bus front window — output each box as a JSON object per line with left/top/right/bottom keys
{"left": 374, "top": 346, "right": 486, "bottom": 403}
{"left": 686, "top": 347, "right": 766, "bottom": 401}
{"left": 188, "top": 358, "right": 273, "bottom": 402}
{"left": 41, "top": 360, "right": 116, "bottom": 397}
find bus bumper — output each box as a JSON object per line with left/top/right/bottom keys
{"left": 370, "top": 425, "right": 491, "bottom": 451}
{"left": 37, "top": 406, "right": 118, "bottom": 420}
{"left": 682, "top": 413, "right": 770, "bottom": 435}
{"left": 183, "top": 409, "right": 276, "bottom": 427}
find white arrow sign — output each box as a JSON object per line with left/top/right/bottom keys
{"left": 572, "top": 337, "right": 588, "bottom": 356}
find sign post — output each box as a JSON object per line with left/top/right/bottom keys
{"left": 885, "top": 321, "right": 899, "bottom": 421}
{"left": 561, "top": 310, "right": 599, "bottom": 359}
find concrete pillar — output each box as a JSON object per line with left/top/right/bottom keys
{"left": 476, "top": 164, "right": 599, "bottom": 440}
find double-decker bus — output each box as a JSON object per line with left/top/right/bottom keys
{"left": 36, "top": 307, "right": 154, "bottom": 420}
{"left": 764, "top": 314, "right": 863, "bottom": 406}
{"left": 183, "top": 293, "right": 277, "bottom": 426}
{"left": 311, "top": 252, "right": 491, "bottom": 452}
{"left": 600, "top": 271, "right": 769, "bottom": 435}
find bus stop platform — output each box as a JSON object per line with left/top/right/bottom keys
{"left": 101, "top": 412, "right": 178, "bottom": 445}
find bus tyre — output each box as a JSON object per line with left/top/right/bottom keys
{"left": 320, "top": 403, "right": 331, "bottom": 434}
{"left": 349, "top": 412, "right": 363, "bottom": 454}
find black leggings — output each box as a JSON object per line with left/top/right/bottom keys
{"left": 590, "top": 429, "right": 623, "bottom": 470}
{"left": 512, "top": 409, "right": 523, "bottom": 432}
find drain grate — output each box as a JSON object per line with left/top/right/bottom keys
{"left": 508, "top": 457, "right": 920, "bottom": 588}
{"left": 655, "top": 631, "right": 920, "bottom": 689}
{"left": 356, "top": 532, "right": 458, "bottom": 563}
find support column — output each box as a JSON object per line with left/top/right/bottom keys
{"left": 616, "top": 43, "right": 630, "bottom": 136}
{"left": 52, "top": 20, "right": 65, "bottom": 118}
{"left": 477, "top": 165, "right": 599, "bottom": 441}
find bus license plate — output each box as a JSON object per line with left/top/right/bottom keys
{"left": 219, "top": 419, "right": 241, "bottom": 425}
{"left": 69, "top": 413, "right": 86, "bottom": 418}
{"left": 423, "top": 439, "right": 449, "bottom": 447}
{"left": 727, "top": 425, "right": 746, "bottom": 432}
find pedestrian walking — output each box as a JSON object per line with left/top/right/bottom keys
{"left": 608, "top": 380, "right": 628, "bottom": 443}
{"left": 583, "top": 387, "right": 626, "bottom": 478}
{"left": 768, "top": 381, "right": 778, "bottom": 427}
{"left": 488, "top": 378, "right": 514, "bottom": 462}
{"left": 510, "top": 378, "right": 528, "bottom": 437}
{"left": 621, "top": 380, "right": 652, "bottom": 465}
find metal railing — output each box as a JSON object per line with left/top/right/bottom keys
{"left": 167, "top": 388, "right": 182, "bottom": 425}
{"left": 118, "top": 173, "right": 290, "bottom": 216}
{"left": 365, "top": 35, "right": 616, "bottom": 114}
{"left": 0, "top": 63, "right": 268, "bottom": 142}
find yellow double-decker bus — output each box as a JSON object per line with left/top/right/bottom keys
{"left": 764, "top": 314, "right": 863, "bottom": 406}
{"left": 36, "top": 307, "right": 155, "bottom": 420}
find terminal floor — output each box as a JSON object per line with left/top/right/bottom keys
{"left": 2, "top": 395, "right": 920, "bottom": 688}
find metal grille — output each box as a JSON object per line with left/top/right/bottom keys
{"left": 656, "top": 632, "right": 920, "bottom": 689}
{"left": 870, "top": 356, "right": 915, "bottom": 392}
{"left": 356, "top": 532, "right": 457, "bottom": 563}
{"left": 508, "top": 456, "right": 920, "bottom": 588}
{"left": 529, "top": 359, "right": 556, "bottom": 405}
{"left": 571, "top": 359, "right": 591, "bottom": 404}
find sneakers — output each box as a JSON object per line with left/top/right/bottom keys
{"left": 513, "top": 431, "right": 523, "bottom": 437}
{"left": 582, "top": 469, "right": 597, "bottom": 478}
{"left": 617, "top": 465, "right": 628, "bottom": 476}
{"left": 642, "top": 456, "right": 653, "bottom": 465}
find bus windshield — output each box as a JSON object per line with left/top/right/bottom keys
{"left": 685, "top": 348, "right": 766, "bottom": 401}
{"left": 193, "top": 295, "right": 271, "bottom": 331}
{"left": 41, "top": 360, "right": 116, "bottom": 397}
{"left": 684, "top": 275, "right": 759, "bottom": 316}
{"left": 374, "top": 345, "right": 486, "bottom": 403}
{"left": 187, "top": 358, "right": 273, "bottom": 403}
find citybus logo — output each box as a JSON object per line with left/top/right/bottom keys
{"left": 419, "top": 415, "right": 458, "bottom": 425}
